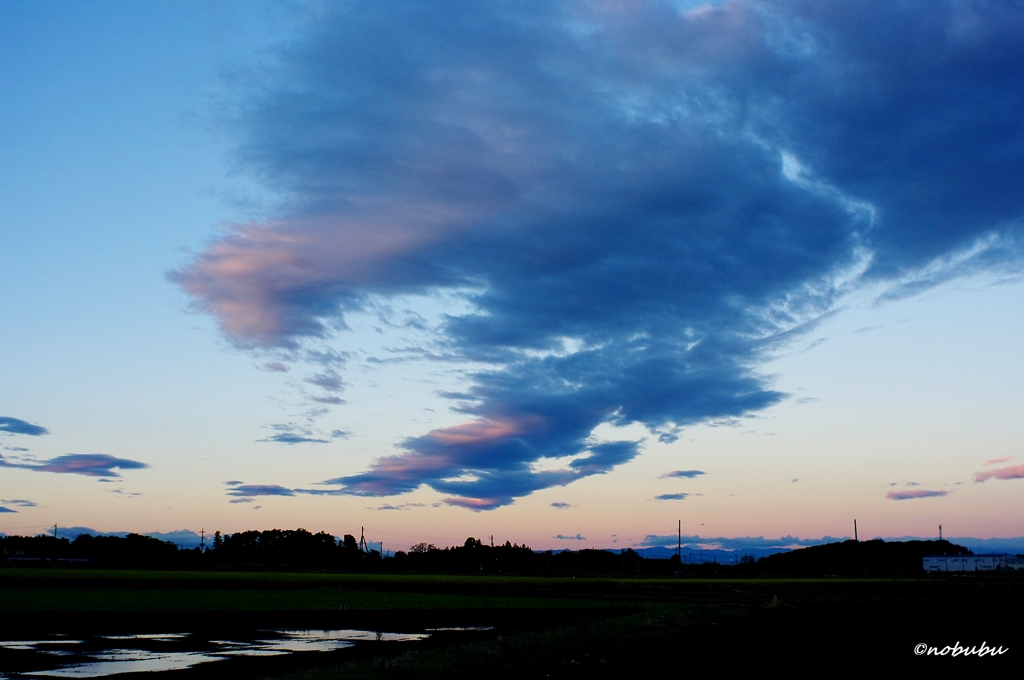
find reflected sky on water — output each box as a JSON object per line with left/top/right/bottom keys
{"left": 0, "top": 628, "right": 436, "bottom": 678}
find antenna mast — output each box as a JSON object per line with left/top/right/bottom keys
{"left": 854, "top": 519, "right": 859, "bottom": 542}
{"left": 359, "top": 526, "right": 368, "bottom": 553}
{"left": 677, "top": 519, "right": 681, "bottom": 559}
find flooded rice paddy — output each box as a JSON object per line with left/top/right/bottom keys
{"left": 0, "top": 627, "right": 488, "bottom": 678}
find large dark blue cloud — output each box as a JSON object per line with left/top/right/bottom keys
{"left": 176, "top": 0, "right": 1024, "bottom": 508}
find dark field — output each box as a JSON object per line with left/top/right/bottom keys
{"left": 1, "top": 568, "right": 1018, "bottom": 675}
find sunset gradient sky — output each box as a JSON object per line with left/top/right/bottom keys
{"left": 2, "top": 0, "right": 1023, "bottom": 553}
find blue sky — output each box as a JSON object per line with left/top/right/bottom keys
{"left": 2, "top": 0, "right": 1022, "bottom": 552}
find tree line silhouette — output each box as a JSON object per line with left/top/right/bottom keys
{"left": 0, "top": 530, "right": 979, "bottom": 576}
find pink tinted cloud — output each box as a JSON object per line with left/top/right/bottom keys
{"left": 885, "top": 489, "right": 951, "bottom": 500}
{"left": 423, "top": 418, "right": 537, "bottom": 447}
{"left": 983, "top": 456, "right": 1011, "bottom": 465}
{"left": 974, "top": 463, "right": 1024, "bottom": 483}
{"left": 171, "top": 218, "right": 440, "bottom": 347}
{"left": 442, "top": 497, "right": 508, "bottom": 511}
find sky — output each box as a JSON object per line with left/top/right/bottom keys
{"left": 2, "top": 0, "right": 1023, "bottom": 554}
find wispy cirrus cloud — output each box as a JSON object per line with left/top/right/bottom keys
{"left": 655, "top": 493, "right": 690, "bottom": 501}
{"left": 974, "top": 463, "right": 1024, "bottom": 483}
{"left": 0, "top": 453, "right": 148, "bottom": 478}
{"left": 258, "top": 423, "right": 330, "bottom": 445}
{"left": 886, "top": 489, "right": 952, "bottom": 500}
{"left": 0, "top": 417, "right": 49, "bottom": 437}
{"left": 550, "top": 502, "right": 574, "bottom": 509}
{"left": 174, "top": 0, "right": 1024, "bottom": 510}
{"left": 983, "top": 456, "right": 1012, "bottom": 466}
{"left": 374, "top": 502, "right": 426, "bottom": 511}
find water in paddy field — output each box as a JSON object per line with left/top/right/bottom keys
{"left": 0, "top": 627, "right": 489, "bottom": 677}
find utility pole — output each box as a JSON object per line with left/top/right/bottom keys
{"left": 854, "top": 519, "right": 859, "bottom": 542}
{"left": 53, "top": 523, "right": 57, "bottom": 539}
{"left": 200, "top": 528, "right": 205, "bottom": 550}
{"left": 677, "top": 519, "right": 681, "bottom": 559}
{"left": 939, "top": 525, "right": 942, "bottom": 541}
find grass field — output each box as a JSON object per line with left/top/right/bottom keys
{"left": 1, "top": 568, "right": 1019, "bottom": 673}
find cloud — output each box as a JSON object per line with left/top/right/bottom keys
{"left": 260, "top": 433, "right": 329, "bottom": 444}
{"left": 374, "top": 502, "right": 426, "bottom": 511}
{"left": 983, "top": 456, "right": 1012, "bottom": 466}
{"left": 655, "top": 493, "right": 689, "bottom": 501}
{"left": 0, "top": 453, "right": 148, "bottom": 478}
{"left": 258, "top": 423, "right": 329, "bottom": 444}
{"left": 974, "top": 463, "right": 1024, "bottom": 483}
{"left": 226, "top": 484, "right": 296, "bottom": 498}
{"left": 306, "top": 370, "right": 344, "bottom": 392}
{"left": 550, "top": 502, "right": 574, "bottom": 509}
{"left": 321, "top": 437, "right": 642, "bottom": 509}
{"left": 175, "top": 0, "right": 1024, "bottom": 508}
{"left": 0, "top": 417, "right": 49, "bottom": 437}
{"left": 660, "top": 470, "right": 705, "bottom": 479}
{"left": 640, "top": 534, "right": 846, "bottom": 551}
{"left": 0, "top": 499, "right": 37, "bottom": 508}
{"left": 0, "top": 507, "right": 16, "bottom": 513}
{"left": 886, "top": 489, "right": 952, "bottom": 500}
{"left": 554, "top": 534, "right": 587, "bottom": 541}
{"left": 262, "top": 362, "right": 289, "bottom": 372}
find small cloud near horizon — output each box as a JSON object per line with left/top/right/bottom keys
{"left": 983, "top": 456, "right": 1012, "bottom": 466}
{"left": 974, "top": 463, "right": 1024, "bottom": 483}
{"left": 0, "top": 499, "right": 37, "bottom": 508}
{"left": 554, "top": 534, "right": 586, "bottom": 541}
{"left": 886, "top": 489, "right": 951, "bottom": 500}
{"left": 660, "top": 470, "right": 705, "bottom": 479}
{"left": 226, "top": 484, "right": 296, "bottom": 498}
{"left": 374, "top": 502, "right": 426, "bottom": 511}
{"left": 550, "top": 502, "right": 574, "bottom": 509}
{"left": 655, "top": 493, "right": 689, "bottom": 501}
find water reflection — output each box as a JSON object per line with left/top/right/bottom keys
{"left": 0, "top": 628, "right": 434, "bottom": 678}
